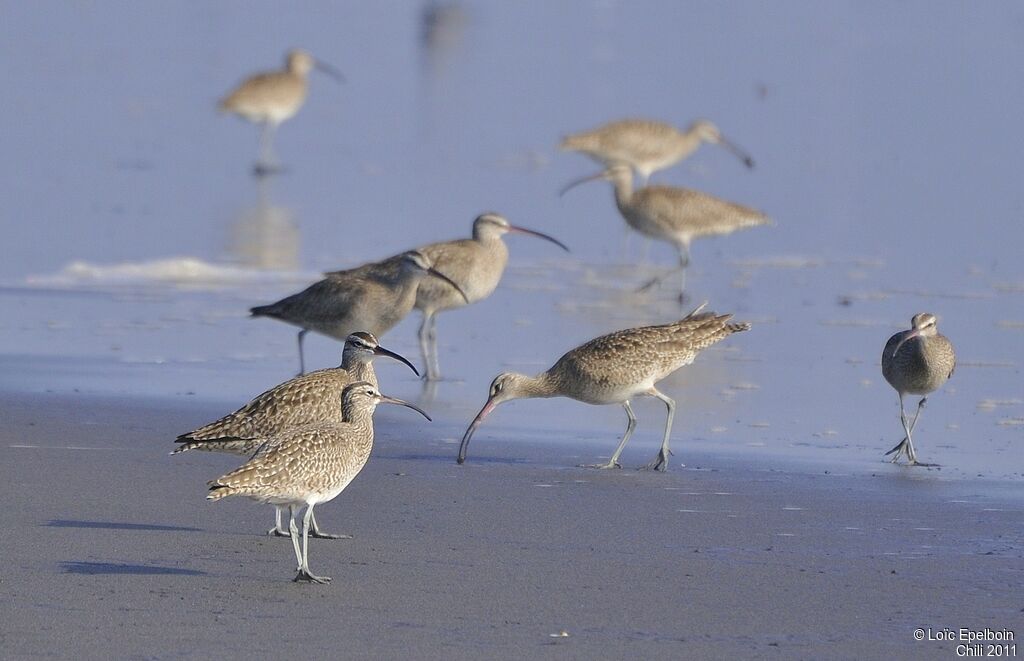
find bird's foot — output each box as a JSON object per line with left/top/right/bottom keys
{"left": 641, "top": 452, "right": 671, "bottom": 472}
{"left": 293, "top": 568, "right": 332, "bottom": 584}
{"left": 884, "top": 438, "right": 907, "bottom": 461}
{"left": 309, "top": 531, "right": 353, "bottom": 540}
{"left": 582, "top": 460, "right": 621, "bottom": 470}
{"left": 906, "top": 459, "right": 940, "bottom": 468}
{"left": 267, "top": 527, "right": 291, "bottom": 538}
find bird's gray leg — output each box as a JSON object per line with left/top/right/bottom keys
{"left": 288, "top": 506, "right": 302, "bottom": 568}
{"left": 296, "top": 329, "right": 308, "bottom": 376}
{"left": 418, "top": 312, "right": 433, "bottom": 381}
{"left": 420, "top": 311, "right": 441, "bottom": 381}
{"left": 294, "top": 505, "right": 331, "bottom": 584}
{"left": 636, "top": 242, "right": 690, "bottom": 297}
{"left": 309, "top": 510, "right": 352, "bottom": 540}
{"left": 258, "top": 122, "right": 278, "bottom": 168}
{"left": 885, "top": 397, "right": 930, "bottom": 461}
{"left": 584, "top": 401, "right": 636, "bottom": 469}
{"left": 267, "top": 505, "right": 291, "bottom": 537}
{"left": 887, "top": 393, "right": 912, "bottom": 463}
{"left": 903, "top": 397, "right": 937, "bottom": 466}
{"left": 643, "top": 388, "right": 676, "bottom": 471}
{"left": 428, "top": 313, "right": 441, "bottom": 379}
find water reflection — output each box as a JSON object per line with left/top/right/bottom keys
{"left": 227, "top": 175, "right": 299, "bottom": 271}
{"left": 417, "top": 1, "right": 468, "bottom": 137}
{"left": 419, "top": 2, "right": 468, "bottom": 80}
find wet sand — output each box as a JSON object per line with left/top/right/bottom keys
{"left": 1, "top": 391, "right": 1020, "bottom": 660}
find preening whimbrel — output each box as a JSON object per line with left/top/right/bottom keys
{"left": 563, "top": 164, "right": 769, "bottom": 299}
{"left": 220, "top": 49, "right": 344, "bottom": 174}
{"left": 414, "top": 212, "right": 569, "bottom": 380}
{"left": 881, "top": 313, "right": 956, "bottom": 466}
{"left": 207, "top": 382, "right": 431, "bottom": 584}
{"left": 458, "top": 305, "right": 750, "bottom": 470}
{"left": 251, "top": 250, "right": 467, "bottom": 375}
{"left": 560, "top": 118, "right": 754, "bottom": 185}
{"left": 174, "top": 332, "right": 417, "bottom": 538}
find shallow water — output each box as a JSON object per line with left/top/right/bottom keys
{"left": 1, "top": 2, "right": 1022, "bottom": 481}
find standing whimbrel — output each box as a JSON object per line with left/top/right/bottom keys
{"left": 560, "top": 118, "right": 754, "bottom": 184}
{"left": 414, "top": 212, "right": 569, "bottom": 380}
{"left": 251, "top": 250, "right": 467, "bottom": 375}
{"left": 458, "top": 305, "right": 750, "bottom": 470}
{"left": 207, "top": 382, "right": 430, "bottom": 584}
{"left": 562, "top": 164, "right": 769, "bottom": 299}
{"left": 220, "top": 49, "right": 344, "bottom": 174}
{"left": 881, "top": 313, "right": 956, "bottom": 466}
{"left": 173, "top": 331, "right": 417, "bottom": 538}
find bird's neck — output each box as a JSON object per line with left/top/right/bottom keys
{"left": 610, "top": 173, "right": 634, "bottom": 207}
{"left": 515, "top": 371, "right": 561, "bottom": 400}
{"left": 344, "top": 359, "right": 376, "bottom": 385}
{"left": 341, "top": 403, "right": 376, "bottom": 427}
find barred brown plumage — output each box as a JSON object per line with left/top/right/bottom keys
{"left": 206, "top": 382, "right": 430, "bottom": 584}
{"left": 458, "top": 304, "right": 750, "bottom": 470}
{"left": 881, "top": 313, "right": 956, "bottom": 466}
{"left": 413, "top": 212, "right": 568, "bottom": 380}
{"left": 173, "top": 332, "right": 418, "bottom": 539}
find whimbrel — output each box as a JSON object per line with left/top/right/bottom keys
{"left": 220, "top": 49, "right": 344, "bottom": 174}
{"left": 563, "top": 164, "right": 769, "bottom": 299}
{"left": 174, "top": 331, "right": 417, "bottom": 537}
{"left": 458, "top": 305, "right": 750, "bottom": 470}
{"left": 414, "top": 212, "right": 569, "bottom": 380}
{"left": 560, "top": 118, "right": 754, "bottom": 185}
{"left": 251, "top": 250, "right": 467, "bottom": 375}
{"left": 207, "top": 382, "right": 430, "bottom": 584}
{"left": 881, "top": 313, "right": 956, "bottom": 466}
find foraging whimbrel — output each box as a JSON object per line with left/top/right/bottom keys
{"left": 414, "top": 212, "right": 569, "bottom": 380}
{"left": 207, "top": 382, "right": 430, "bottom": 584}
{"left": 174, "top": 331, "right": 417, "bottom": 538}
{"left": 220, "top": 49, "right": 344, "bottom": 174}
{"left": 458, "top": 305, "right": 750, "bottom": 470}
{"left": 251, "top": 250, "right": 467, "bottom": 375}
{"left": 560, "top": 118, "right": 754, "bottom": 184}
{"left": 563, "top": 164, "right": 769, "bottom": 299}
{"left": 881, "top": 313, "right": 956, "bottom": 466}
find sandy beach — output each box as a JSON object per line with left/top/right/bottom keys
{"left": 1, "top": 391, "right": 1019, "bottom": 660}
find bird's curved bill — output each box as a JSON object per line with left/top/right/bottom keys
{"left": 380, "top": 395, "right": 432, "bottom": 421}
{"left": 315, "top": 60, "right": 346, "bottom": 83}
{"left": 891, "top": 330, "right": 921, "bottom": 359}
{"left": 457, "top": 399, "right": 497, "bottom": 464}
{"left": 509, "top": 225, "right": 570, "bottom": 252}
{"left": 718, "top": 136, "right": 755, "bottom": 169}
{"left": 374, "top": 345, "right": 420, "bottom": 377}
{"left": 558, "top": 170, "right": 608, "bottom": 197}
{"left": 427, "top": 268, "right": 470, "bottom": 303}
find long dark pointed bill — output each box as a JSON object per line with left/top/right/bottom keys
{"left": 380, "top": 394, "right": 432, "bottom": 421}
{"left": 315, "top": 60, "right": 346, "bottom": 83}
{"left": 457, "top": 398, "right": 498, "bottom": 464}
{"left": 373, "top": 345, "right": 420, "bottom": 377}
{"left": 508, "top": 225, "right": 570, "bottom": 252}
{"left": 427, "top": 267, "right": 470, "bottom": 303}
{"left": 719, "top": 136, "right": 755, "bottom": 169}
{"left": 891, "top": 330, "right": 922, "bottom": 359}
{"left": 559, "top": 170, "right": 608, "bottom": 197}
